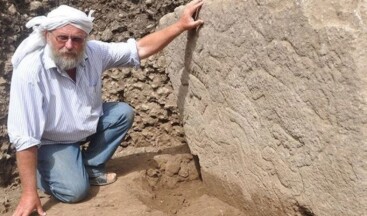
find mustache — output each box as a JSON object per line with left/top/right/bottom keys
{"left": 59, "top": 48, "right": 78, "bottom": 56}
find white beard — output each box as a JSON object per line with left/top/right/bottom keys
{"left": 47, "top": 42, "right": 86, "bottom": 70}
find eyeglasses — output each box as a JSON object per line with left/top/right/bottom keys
{"left": 48, "top": 31, "right": 87, "bottom": 44}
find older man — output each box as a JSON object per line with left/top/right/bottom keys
{"left": 8, "top": 1, "right": 204, "bottom": 215}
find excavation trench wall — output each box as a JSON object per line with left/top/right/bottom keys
{"left": 161, "top": 1, "right": 367, "bottom": 215}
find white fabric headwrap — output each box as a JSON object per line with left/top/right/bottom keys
{"left": 12, "top": 5, "right": 95, "bottom": 68}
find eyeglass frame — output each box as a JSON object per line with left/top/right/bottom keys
{"left": 48, "top": 31, "right": 87, "bottom": 44}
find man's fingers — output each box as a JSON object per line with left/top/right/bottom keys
{"left": 187, "top": 0, "right": 204, "bottom": 21}
{"left": 187, "top": 0, "right": 204, "bottom": 13}
{"left": 190, "top": 0, "right": 203, "bottom": 6}
{"left": 184, "top": 0, "right": 204, "bottom": 30}
{"left": 37, "top": 205, "right": 46, "bottom": 216}
{"left": 193, "top": 0, "right": 204, "bottom": 11}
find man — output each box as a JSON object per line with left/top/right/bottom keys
{"left": 7, "top": 0, "right": 204, "bottom": 215}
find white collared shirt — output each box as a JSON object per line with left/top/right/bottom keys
{"left": 7, "top": 39, "right": 140, "bottom": 151}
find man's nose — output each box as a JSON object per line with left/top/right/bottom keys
{"left": 64, "top": 39, "right": 74, "bottom": 49}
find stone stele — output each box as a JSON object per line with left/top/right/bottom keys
{"left": 160, "top": 0, "right": 367, "bottom": 215}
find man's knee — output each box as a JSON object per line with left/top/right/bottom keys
{"left": 117, "top": 102, "right": 134, "bottom": 126}
{"left": 51, "top": 181, "right": 90, "bottom": 203}
{"left": 105, "top": 102, "right": 134, "bottom": 128}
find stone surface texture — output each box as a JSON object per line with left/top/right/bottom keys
{"left": 161, "top": 0, "right": 367, "bottom": 215}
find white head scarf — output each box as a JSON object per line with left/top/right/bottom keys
{"left": 12, "top": 5, "right": 95, "bottom": 68}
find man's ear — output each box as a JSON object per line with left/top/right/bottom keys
{"left": 44, "top": 31, "right": 51, "bottom": 43}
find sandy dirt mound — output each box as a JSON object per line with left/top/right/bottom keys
{"left": 2, "top": 150, "right": 244, "bottom": 215}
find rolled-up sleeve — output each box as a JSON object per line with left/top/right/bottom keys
{"left": 7, "top": 71, "right": 45, "bottom": 151}
{"left": 125, "top": 38, "right": 140, "bottom": 68}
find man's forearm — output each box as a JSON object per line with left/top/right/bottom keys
{"left": 16, "top": 146, "right": 38, "bottom": 195}
{"left": 137, "top": 22, "right": 185, "bottom": 59}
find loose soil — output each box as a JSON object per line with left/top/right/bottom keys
{"left": 1, "top": 147, "right": 244, "bottom": 216}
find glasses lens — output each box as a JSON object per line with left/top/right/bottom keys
{"left": 51, "top": 32, "right": 85, "bottom": 44}
{"left": 71, "top": 37, "right": 84, "bottom": 43}
{"left": 57, "top": 35, "right": 69, "bottom": 42}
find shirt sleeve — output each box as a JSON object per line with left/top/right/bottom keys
{"left": 87, "top": 39, "right": 141, "bottom": 71}
{"left": 7, "top": 70, "right": 45, "bottom": 151}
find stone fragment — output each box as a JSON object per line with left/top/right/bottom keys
{"left": 145, "top": 0, "right": 153, "bottom": 6}
{"left": 8, "top": 4, "right": 17, "bottom": 15}
{"left": 29, "top": 1, "right": 43, "bottom": 12}
{"left": 165, "top": 158, "right": 181, "bottom": 177}
{"left": 101, "top": 29, "right": 113, "bottom": 41}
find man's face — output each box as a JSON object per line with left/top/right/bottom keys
{"left": 46, "top": 24, "right": 87, "bottom": 70}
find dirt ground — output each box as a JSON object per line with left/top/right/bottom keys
{"left": 1, "top": 146, "right": 245, "bottom": 216}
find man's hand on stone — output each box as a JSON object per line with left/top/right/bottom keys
{"left": 178, "top": 0, "right": 204, "bottom": 31}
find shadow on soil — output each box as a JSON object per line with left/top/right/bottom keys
{"left": 40, "top": 144, "right": 192, "bottom": 212}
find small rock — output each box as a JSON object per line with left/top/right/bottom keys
{"left": 4, "top": 60, "right": 13, "bottom": 75}
{"left": 156, "top": 87, "right": 171, "bottom": 97}
{"left": 0, "top": 77, "right": 6, "bottom": 85}
{"left": 156, "top": 56, "right": 166, "bottom": 68}
{"left": 140, "top": 104, "right": 150, "bottom": 112}
{"left": 165, "top": 159, "right": 181, "bottom": 177}
{"left": 29, "top": 1, "right": 43, "bottom": 12}
{"left": 8, "top": 4, "right": 17, "bottom": 15}
{"left": 146, "top": 10, "right": 155, "bottom": 16}
{"left": 132, "top": 82, "right": 144, "bottom": 90}
{"left": 178, "top": 164, "right": 190, "bottom": 178}
{"left": 146, "top": 168, "right": 160, "bottom": 178}
{"left": 101, "top": 29, "right": 113, "bottom": 41}
{"left": 150, "top": 76, "right": 162, "bottom": 89}
{"left": 149, "top": 91, "right": 159, "bottom": 101}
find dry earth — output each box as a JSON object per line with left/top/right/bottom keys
{"left": 2, "top": 149, "right": 244, "bottom": 215}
